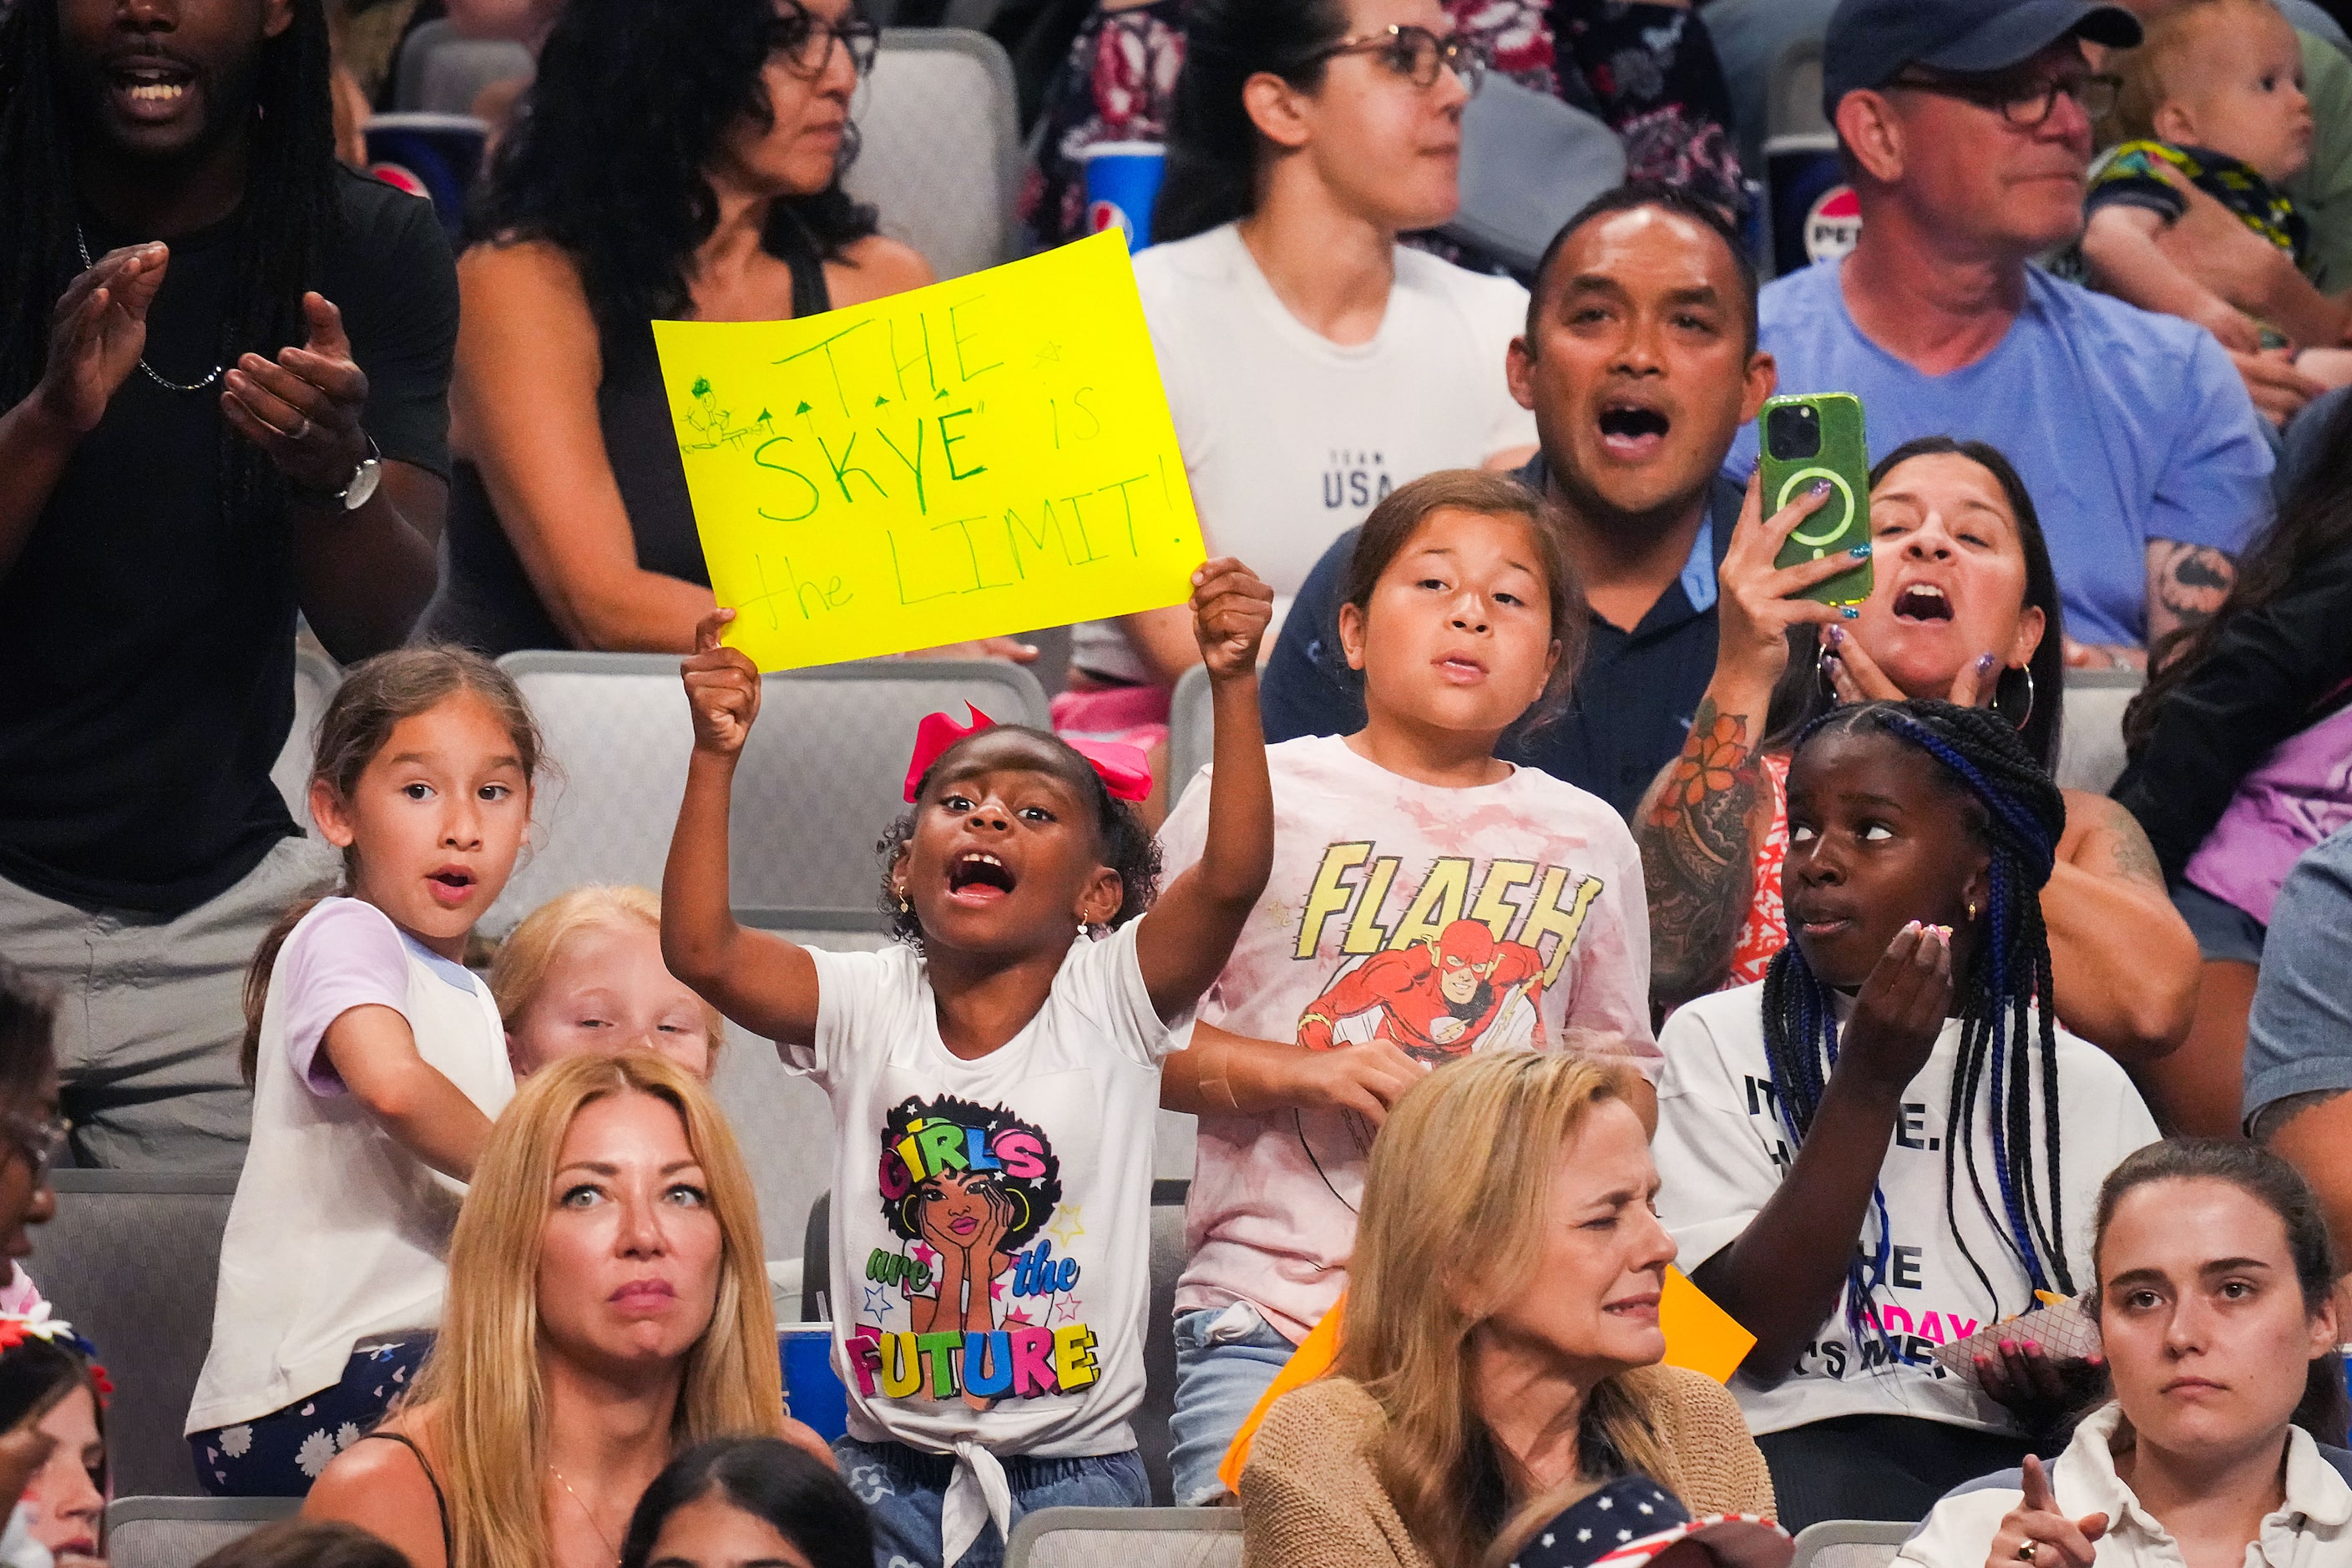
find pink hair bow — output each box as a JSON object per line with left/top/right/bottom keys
{"left": 903, "top": 704, "right": 1154, "bottom": 804}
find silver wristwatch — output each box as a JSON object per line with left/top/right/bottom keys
{"left": 306, "top": 438, "right": 382, "bottom": 512}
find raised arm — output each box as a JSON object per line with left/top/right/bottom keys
{"left": 1637, "top": 475, "right": 1849, "bottom": 1007}
{"left": 1135, "top": 559, "right": 1276, "bottom": 1020}
{"left": 321, "top": 1005, "right": 494, "bottom": 1181}
{"left": 2146, "top": 541, "right": 2237, "bottom": 656}
{"left": 660, "top": 609, "right": 823, "bottom": 1047}
{"left": 2039, "top": 794, "right": 2195, "bottom": 1065}
{"left": 1692, "top": 923, "right": 1950, "bottom": 1381}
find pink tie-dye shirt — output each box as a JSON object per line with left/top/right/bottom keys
{"left": 1156, "top": 736, "right": 1659, "bottom": 1343}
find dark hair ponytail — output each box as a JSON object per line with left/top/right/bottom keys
{"left": 2094, "top": 1138, "right": 2352, "bottom": 1444}
{"left": 240, "top": 648, "right": 548, "bottom": 1083}
{"left": 1154, "top": 0, "right": 1350, "bottom": 242}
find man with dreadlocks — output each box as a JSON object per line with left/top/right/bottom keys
{"left": 1651, "top": 700, "right": 2159, "bottom": 1530}
{"left": 0, "top": 0, "right": 458, "bottom": 1166}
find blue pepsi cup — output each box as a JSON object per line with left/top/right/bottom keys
{"left": 780, "top": 1325, "right": 850, "bottom": 1443}
{"left": 1081, "top": 141, "right": 1165, "bottom": 253}
{"left": 364, "top": 112, "right": 487, "bottom": 242}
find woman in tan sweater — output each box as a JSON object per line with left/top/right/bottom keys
{"left": 1240, "top": 1052, "right": 1775, "bottom": 1568}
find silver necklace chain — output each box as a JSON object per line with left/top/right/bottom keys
{"left": 73, "top": 225, "right": 225, "bottom": 392}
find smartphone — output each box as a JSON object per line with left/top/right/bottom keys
{"left": 1758, "top": 392, "right": 1874, "bottom": 606}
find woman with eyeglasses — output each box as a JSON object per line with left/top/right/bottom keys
{"left": 1054, "top": 0, "right": 1539, "bottom": 777}
{"left": 419, "top": 0, "right": 933, "bottom": 658}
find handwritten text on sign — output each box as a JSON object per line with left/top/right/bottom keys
{"left": 651, "top": 231, "right": 1206, "bottom": 670}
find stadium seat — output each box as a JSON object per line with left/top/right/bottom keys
{"left": 270, "top": 646, "right": 341, "bottom": 834}
{"left": 391, "top": 18, "right": 532, "bottom": 116}
{"left": 1766, "top": 34, "right": 1831, "bottom": 140}
{"left": 487, "top": 653, "right": 1050, "bottom": 936}
{"left": 107, "top": 1498, "right": 304, "bottom": 1568}
{"left": 1005, "top": 1505, "right": 1242, "bottom": 1568}
{"left": 1166, "top": 665, "right": 1214, "bottom": 812}
{"left": 844, "top": 30, "right": 1022, "bottom": 280}
{"left": 41, "top": 1171, "right": 241, "bottom": 1497}
{"left": 2056, "top": 667, "right": 2145, "bottom": 796}
{"left": 1788, "top": 1519, "right": 1917, "bottom": 1568}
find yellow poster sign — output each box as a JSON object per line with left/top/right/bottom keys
{"left": 651, "top": 230, "right": 1205, "bottom": 670}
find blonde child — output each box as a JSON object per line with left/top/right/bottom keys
{"left": 2083, "top": 0, "right": 2352, "bottom": 381}
{"left": 187, "top": 648, "right": 541, "bottom": 1495}
{"left": 492, "top": 885, "right": 722, "bottom": 1080}
{"left": 1154, "top": 471, "right": 1660, "bottom": 1505}
{"left": 662, "top": 559, "right": 1274, "bottom": 1568}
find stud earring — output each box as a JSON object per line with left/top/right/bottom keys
{"left": 1966, "top": 900, "right": 1979, "bottom": 921}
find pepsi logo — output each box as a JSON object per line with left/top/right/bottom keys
{"left": 1087, "top": 199, "right": 1135, "bottom": 244}
{"left": 1805, "top": 185, "right": 1861, "bottom": 264}
{"left": 367, "top": 161, "right": 429, "bottom": 200}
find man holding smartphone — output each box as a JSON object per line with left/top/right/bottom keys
{"left": 1727, "top": 0, "right": 2272, "bottom": 668}
{"left": 1259, "top": 181, "right": 1778, "bottom": 819}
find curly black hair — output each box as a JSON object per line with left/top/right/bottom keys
{"left": 877, "top": 1094, "right": 1062, "bottom": 1255}
{"left": 465, "top": 0, "right": 879, "bottom": 336}
{"left": 878, "top": 725, "right": 1162, "bottom": 948}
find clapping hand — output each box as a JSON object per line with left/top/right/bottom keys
{"left": 36, "top": 242, "right": 168, "bottom": 436}
{"left": 221, "top": 291, "right": 373, "bottom": 498}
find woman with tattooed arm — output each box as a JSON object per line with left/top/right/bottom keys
{"left": 1634, "top": 438, "right": 2203, "bottom": 1119}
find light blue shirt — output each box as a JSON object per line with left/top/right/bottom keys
{"left": 1725, "top": 258, "right": 2274, "bottom": 647}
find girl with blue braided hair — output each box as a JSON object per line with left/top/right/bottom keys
{"left": 1651, "top": 699, "right": 2160, "bottom": 1532}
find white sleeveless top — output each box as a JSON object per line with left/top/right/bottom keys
{"left": 187, "top": 898, "right": 514, "bottom": 1434}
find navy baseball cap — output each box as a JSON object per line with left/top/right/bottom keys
{"left": 1822, "top": 0, "right": 2142, "bottom": 122}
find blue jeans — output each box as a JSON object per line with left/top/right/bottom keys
{"left": 1167, "top": 1303, "right": 1299, "bottom": 1505}
{"left": 832, "top": 1435, "right": 1147, "bottom": 1568}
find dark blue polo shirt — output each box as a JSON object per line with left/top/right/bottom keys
{"left": 1257, "top": 458, "right": 1741, "bottom": 820}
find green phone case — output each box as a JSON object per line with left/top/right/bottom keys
{"left": 1759, "top": 392, "right": 1874, "bottom": 606}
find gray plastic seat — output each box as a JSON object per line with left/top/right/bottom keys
{"left": 39, "top": 1171, "right": 241, "bottom": 1496}
{"left": 488, "top": 653, "right": 1050, "bottom": 936}
{"left": 845, "top": 31, "right": 1021, "bottom": 280}
{"left": 392, "top": 17, "right": 532, "bottom": 115}
{"left": 1006, "top": 1506, "right": 1242, "bottom": 1568}
{"left": 1788, "top": 1519, "right": 1917, "bottom": 1568}
{"left": 2056, "top": 668, "right": 2145, "bottom": 796}
{"left": 108, "top": 1497, "right": 304, "bottom": 1568}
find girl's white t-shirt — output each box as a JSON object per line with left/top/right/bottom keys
{"left": 797, "top": 919, "right": 1189, "bottom": 1556}
{"left": 187, "top": 898, "right": 514, "bottom": 1435}
{"left": 1157, "top": 735, "right": 1658, "bottom": 1342}
{"left": 1653, "top": 981, "right": 2159, "bottom": 1438}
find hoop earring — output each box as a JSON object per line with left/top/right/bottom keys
{"left": 1997, "top": 664, "right": 2036, "bottom": 733}
{"left": 896, "top": 890, "right": 911, "bottom": 915}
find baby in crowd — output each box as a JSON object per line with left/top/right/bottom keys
{"left": 660, "top": 560, "right": 1275, "bottom": 1568}
{"left": 187, "top": 650, "right": 541, "bottom": 1496}
{"left": 1154, "top": 471, "right": 1659, "bottom": 1505}
{"left": 2082, "top": 0, "right": 2352, "bottom": 381}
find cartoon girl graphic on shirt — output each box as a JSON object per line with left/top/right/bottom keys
{"left": 878, "top": 1095, "right": 1063, "bottom": 1404}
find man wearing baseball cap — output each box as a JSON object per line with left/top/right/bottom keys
{"left": 1722, "top": 0, "right": 2274, "bottom": 670}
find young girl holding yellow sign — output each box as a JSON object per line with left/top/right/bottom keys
{"left": 661, "top": 559, "right": 1273, "bottom": 1568}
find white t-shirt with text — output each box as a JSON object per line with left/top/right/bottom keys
{"left": 1653, "top": 982, "right": 2158, "bottom": 1438}
{"left": 1071, "top": 224, "right": 1536, "bottom": 680}
{"left": 1158, "top": 736, "right": 1658, "bottom": 1342}
{"left": 797, "top": 920, "right": 1189, "bottom": 1559}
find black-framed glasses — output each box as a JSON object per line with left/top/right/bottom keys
{"left": 0, "top": 1110, "right": 67, "bottom": 1181}
{"left": 770, "top": 5, "right": 880, "bottom": 79}
{"left": 1305, "top": 23, "right": 1488, "bottom": 94}
{"left": 1886, "top": 68, "right": 2120, "bottom": 128}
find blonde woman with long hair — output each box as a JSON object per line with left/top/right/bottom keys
{"left": 303, "top": 1052, "right": 825, "bottom": 1568}
{"left": 1240, "top": 1051, "right": 1774, "bottom": 1568}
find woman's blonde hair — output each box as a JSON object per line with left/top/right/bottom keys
{"left": 1335, "top": 1048, "right": 1673, "bottom": 1568}
{"left": 488, "top": 886, "right": 726, "bottom": 1070}
{"left": 405, "top": 1052, "right": 782, "bottom": 1568}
